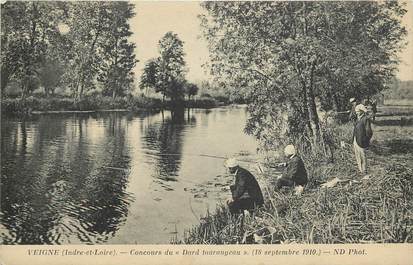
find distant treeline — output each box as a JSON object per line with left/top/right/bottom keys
{"left": 385, "top": 79, "right": 413, "bottom": 100}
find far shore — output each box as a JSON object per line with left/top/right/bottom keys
{"left": 1, "top": 95, "right": 234, "bottom": 116}
{"left": 30, "top": 109, "right": 129, "bottom": 114}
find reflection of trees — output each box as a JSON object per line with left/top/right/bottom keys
{"left": 74, "top": 112, "right": 133, "bottom": 240}
{"left": 142, "top": 109, "right": 196, "bottom": 183}
{"left": 1, "top": 116, "right": 66, "bottom": 244}
{"left": 1, "top": 113, "right": 133, "bottom": 244}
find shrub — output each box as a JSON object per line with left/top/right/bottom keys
{"left": 186, "top": 97, "right": 218, "bottom": 109}
{"left": 1, "top": 98, "right": 22, "bottom": 114}
{"left": 127, "top": 95, "right": 163, "bottom": 111}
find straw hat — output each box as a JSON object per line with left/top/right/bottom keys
{"left": 224, "top": 158, "right": 238, "bottom": 168}
{"left": 355, "top": 104, "right": 368, "bottom": 113}
{"left": 284, "top": 145, "right": 296, "bottom": 156}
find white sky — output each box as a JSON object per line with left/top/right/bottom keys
{"left": 130, "top": 1, "right": 413, "bottom": 83}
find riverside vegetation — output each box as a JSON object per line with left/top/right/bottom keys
{"left": 174, "top": 1, "right": 412, "bottom": 244}
{"left": 178, "top": 109, "right": 413, "bottom": 244}
{"left": 1, "top": 2, "right": 230, "bottom": 115}
{"left": 1, "top": 95, "right": 223, "bottom": 114}
{"left": 2, "top": 1, "right": 412, "bottom": 244}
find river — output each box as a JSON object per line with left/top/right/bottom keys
{"left": 0, "top": 106, "right": 258, "bottom": 244}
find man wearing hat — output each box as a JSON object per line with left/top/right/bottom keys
{"left": 276, "top": 145, "right": 308, "bottom": 190}
{"left": 225, "top": 158, "right": 264, "bottom": 214}
{"left": 353, "top": 104, "right": 373, "bottom": 177}
{"left": 348, "top": 98, "right": 358, "bottom": 124}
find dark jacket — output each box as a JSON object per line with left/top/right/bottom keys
{"left": 230, "top": 167, "right": 264, "bottom": 206}
{"left": 353, "top": 115, "right": 373, "bottom": 148}
{"left": 281, "top": 155, "right": 308, "bottom": 186}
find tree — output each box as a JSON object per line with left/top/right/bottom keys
{"left": 38, "top": 59, "right": 64, "bottom": 97}
{"left": 184, "top": 82, "right": 199, "bottom": 101}
{"left": 140, "top": 58, "right": 159, "bottom": 94}
{"left": 1, "top": 1, "right": 63, "bottom": 99}
{"left": 140, "top": 32, "right": 187, "bottom": 104}
{"left": 97, "top": 2, "right": 137, "bottom": 99}
{"left": 200, "top": 1, "right": 407, "bottom": 153}
{"left": 1, "top": 1, "right": 139, "bottom": 105}
{"left": 63, "top": 1, "right": 112, "bottom": 100}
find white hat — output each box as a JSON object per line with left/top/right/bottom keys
{"left": 355, "top": 104, "right": 368, "bottom": 113}
{"left": 224, "top": 158, "right": 238, "bottom": 168}
{"left": 284, "top": 145, "right": 296, "bottom": 156}
{"left": 349, "top": 98, "right": 356, "bottom": 103}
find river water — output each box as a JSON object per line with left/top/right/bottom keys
{"left": 1, "top": 106, "right": 258, "bottom": 244}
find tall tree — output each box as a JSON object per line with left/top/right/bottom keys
{"left": 139, "top": 58, "right": 159, "bottom": 94}
{"left": 200, "top": 1, "right": 407, "bottom": 153}
{"left": 63, "top": 1, "right": 110, "bottom": 100}
{"left": 97, "top": 2, "right": 137, "bottom": 99}
{"left": 140, "top": 32, "right": 187, "bottom": 104}
{"left": 1, "top": 1, "right": 63, "bottom": 99}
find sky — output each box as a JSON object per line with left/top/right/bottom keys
{"left": 130, "top": 2, "right": 209, "bottom": 84}
{"left": 130, "top": 1, "right": 413, "bottom": 83}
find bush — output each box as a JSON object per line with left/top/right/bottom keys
{"left": 1, "top": 98, "right": 22, "bottom": 114}
{"left": 186, "top": 97, "right": 218, "bottom": 109}
{"left": 127, "top": 95, "right": 163, "bottom": 111}
{"left": 1, "top": 94, "right": 224, "bottom": 115}
{"left": 214, "top": 95, "right": 230, "bottom": 104}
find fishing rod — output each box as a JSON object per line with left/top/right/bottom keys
{"left": 143, "top": 151, "right": 258, "bottom": 164}
{"left": 101, "top": 152, "right": 257, "bottom": 171}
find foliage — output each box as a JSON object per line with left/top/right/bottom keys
{"left": 200, "top": 1, "right": 407, "bottom": 154}
{"left": 385, "top": 79, "right": 413, "bottom": 100}
{"left": 1, "top": 95, "right": 165, "bottom": 113}
{"left": 139, "top": 59, "right": 159, "bottom": 92}
{"left": 1, "top": 1, "right": 63, "bottom": 98}
{"left": 183, "top": 82, "right": 199, "bottom": 100}
{"left": 180, "top": 121, "right": 413, "bottom": 244}
{"left": 186, "top": 97, "right": 218, "bottom": 109}
{"left": 140, "top": 32, "right": 187, "bottom": 103}
{"left": 97, "top": 2, "right": 137, "bottom": 99}
{"left": 1, "top": 1, "right": 137, "bottom": 101}
{"left": 38, "top": 60, "right": 64, "bottom": 96}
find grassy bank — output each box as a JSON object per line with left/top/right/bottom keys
{"left": 179, "top": 116, "right": 413, "bottom": 244}
{"left": 1, "top": 96, "right": 224, "bottom": 115}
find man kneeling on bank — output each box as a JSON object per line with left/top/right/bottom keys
{"left": 276, "top": 145, "right": 308, "bottom": 191}
{"left": 225, "top": 158, "right": 264, "bottom": 214}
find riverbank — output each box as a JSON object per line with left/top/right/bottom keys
{"left": 178, "top": 111, "right": 413, "bottom": 244}
{"left": 1, "top": 95, "right": 226, "bottom": 115}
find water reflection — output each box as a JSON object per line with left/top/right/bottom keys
{"left": 1, "top": 107, "right": 257, "bottom": 244}
{"left": 142, "top": 109, "right": 196, "bottom": 184}
{"left": 1, "top": 114, "right": 134, "bottom": 244}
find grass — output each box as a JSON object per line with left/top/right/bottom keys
{"left": 384, "top": 99, "right": 413, "bottom": 106}
{"left": 185, "top": 97, "right": 220, "bottom": 109}
{"left": 178, "top": 117, "right": 413, "bottom": 244}
{"left": 1, "top": 95, "right": 227, "bottom": 115}
{"left": 1, "top": 95, "right": 164, "bottom": 113}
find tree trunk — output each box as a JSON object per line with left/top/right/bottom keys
{"left": 306, "top": 67, "right": 321, "bottom": 149}
{"left": 1, "top": 67, "right": 10, "bottom": 94}
{"left": 301, "top": 83, "right": 313, "bottom": 138}
{"left": 112, "top": 87, "right": 116, "bottom": 99}
{"left": 79, "top": 81, "right": 85, "bottom": 100}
